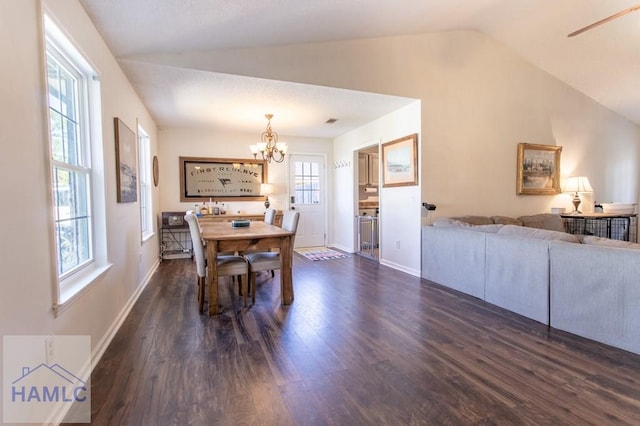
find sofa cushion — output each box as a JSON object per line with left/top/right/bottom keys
{"left": 433, "top": 218, "right": 473, "bottom": 228}
{"left": 491, "top": 215, "right": 523, "bottom": 226}
{"left": 451, "top": 215, "right": 493, "bottom": 226}
{"left": 497, "top": 224, "right": 580, "bottom": 243}
{"left": 580, "top": 235, "right": 640, "bottom": 249}
{"left": 518, "top": 214, "right": 565, "bottom": 232}
{"left": 468, "top": 224, "right": 504, "bottom": 233}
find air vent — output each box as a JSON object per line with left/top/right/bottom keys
{"left": 325, "top": 118, "right": 338, "bottom": 124}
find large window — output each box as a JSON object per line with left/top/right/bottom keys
{"left": 138, "top": 125, "right": 153, "bottom": 241}
{"left": 45, "top": 15, "right": 109, "bottom": 308}
{"left": 47, "top": 41, "right": 92, "bottom": 277}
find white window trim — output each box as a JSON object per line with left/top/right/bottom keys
{"left": 138, "top": 124, "right": 155, "bottom": 243}
{"left": 44, "top": 13, "right": 111, "bottom": 315}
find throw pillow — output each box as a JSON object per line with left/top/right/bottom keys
{"left": 491, "top": 216, "right": 523, "bottom": 226}
{"left": 518, "top": 214, "right": 566, "bottom": 232}
{"left": 451, "top": 215, "right": 493, "bottom": 226}
{"left": 433, "top": 218, "right": 472, "bottom": 228}
{"left": 468, "top": 224, "right": 504, "bottom": 233}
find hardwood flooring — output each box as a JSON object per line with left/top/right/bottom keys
{"left": 66, "top": 253, "right": 640, "bottom": 425}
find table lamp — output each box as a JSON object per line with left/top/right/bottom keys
{"left": 563, "top": 176, "right": 593, "bottom": 214}
{"left": 261, "top": 183, "right": 273, "bottom": 210}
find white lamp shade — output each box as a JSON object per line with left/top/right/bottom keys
{"left": 563, "top": 176, "right": 593, "bottom": 193}
{"left": 260, "top": 183, "right": 274, "bottom": 195}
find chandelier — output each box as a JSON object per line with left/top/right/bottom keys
{"left": 250, "top": 114, "right": 287, "bottom": 163}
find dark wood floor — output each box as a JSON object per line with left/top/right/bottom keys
{"left": 67, "top": 253, "right": 640, "bottom": 425}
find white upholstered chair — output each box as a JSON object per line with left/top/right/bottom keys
{"left": 245, "top": 210, "right": 300, "bottom": 304}
{"left": 264, "top": 208, "right": 276, "bottom": 225}
{"left": 184, "top": 212, "right": 249, "bottom": 312}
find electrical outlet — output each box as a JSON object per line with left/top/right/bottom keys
{"left": 45, "top": 335, "right": 55, "bottom": 364}
{"left": 395, "top": 240, "right": 401, "bottom": 249}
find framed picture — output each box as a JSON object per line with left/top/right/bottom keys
{"left": 179, "top": 156, "right": 267, "bottom": 202}
{"left": 381, "top": 133, "right": 418, "bottom": 187}
{"left": 152, "top": 155, "right": 159, "bottom": 187}
{"left": 114, "top": 117, "right": 137, "bottom": 203}
{"left": 516, "top": 143, "right": 562, "bottom": 195}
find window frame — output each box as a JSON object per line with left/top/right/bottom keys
{"left": 44, "top": 14, "right": 111, "bottom": 313}
{"left": 138, "top": 124, "right": 154, "bottom": 242}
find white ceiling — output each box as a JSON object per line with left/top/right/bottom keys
{"left": 79, "top": 0, "right": 640, "bottom": 137}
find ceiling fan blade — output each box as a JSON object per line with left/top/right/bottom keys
{"left": 568, "top": 4, "right": 640, "bottom": 37}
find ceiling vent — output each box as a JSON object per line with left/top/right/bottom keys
{"left": 325, "top": 118, "right": 338, "bottom": 124}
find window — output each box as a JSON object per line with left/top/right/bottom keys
{"left": 45, "top": 15, "right": 109, "bottom": 309}
{"left": 138, "top": 125, "right": 153, "bottom": 241}
{"left": 294, "top": 160, "right": 320, "bottom": 204}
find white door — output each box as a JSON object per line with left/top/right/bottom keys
{"left": 289, "top": 154, "right": 326, "bottom": 248}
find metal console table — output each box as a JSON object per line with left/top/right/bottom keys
{"left": 159, "top": 212, "right": 193, "bottom": 261}
{"left": 561, "top": 213, "right": 637, "bottom": 242}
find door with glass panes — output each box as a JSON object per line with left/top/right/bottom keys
{"left": 289, "top": 154, "right": 326, "bottom": 247}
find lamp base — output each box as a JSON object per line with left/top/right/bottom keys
{"left": 571, "top": 193, "right": 582, "bottom": 214}
{"left": 264, "top": 196, "right": 270, "bottom": 210}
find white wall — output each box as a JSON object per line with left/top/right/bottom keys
{"left": 0, "top": 0, "right": 159, "bottom": 406}
{"left": 333, "top": 102, "right": 421, "bottom": 275}
{"left": 158, "top": 127, "right": 333, "bottom": 217}
{"left": 158, "top": 31, "right": 640, "bottom": 219}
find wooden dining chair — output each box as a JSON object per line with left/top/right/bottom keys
{"left": 245, "top": 210, "right": 300, "bottom": 304}
{"left": 184, "top": 212, "right": 249, "bottom": 312}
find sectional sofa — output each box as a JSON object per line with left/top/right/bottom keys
{"left": 421, "top": 214, "right": 640, "bottom": 355}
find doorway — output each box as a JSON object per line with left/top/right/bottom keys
{"left": 355, "top": 145, "right": 379, "bottom": 260}
{"left": 289, "top": 154, "right": 326, "bottom": 248}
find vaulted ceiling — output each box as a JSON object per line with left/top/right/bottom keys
{"left": 80, "top": 0, "right": 640, "bottom": 138}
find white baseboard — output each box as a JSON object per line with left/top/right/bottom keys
{"left": 46, "top": 259, "right": 160, "bottom": 424}
{"left": 90, "top": 258, "right": 160, "bottom": 371}
{"left": 379, "top": 258, "right": 420, "bottom": 277}
{"left": 328, "top": 243, "right": 354, "bottom": 253}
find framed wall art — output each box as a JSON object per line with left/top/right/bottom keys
{"left": 179, "top": 156, "right": 267, "bottom": 202}
{"left": 152, "top": 155, "right": 159, "bottom": 187}
{"left": 516, "top": 143, "right": 562, "bottom": 195}
{"left": 114, "top": 117, "right": 137, "bottom": 203}
{"left": 381, "top": 133, "right": 418, "bottom": 188}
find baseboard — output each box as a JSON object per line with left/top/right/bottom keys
{"left": 45, "top": 259, "right": 160, "bottom": 425}
{"left": 46, "top": 259, "right": 160, "bottom": 425}
{"left": 379, "top": 258, "right": 420, "bottom": 277}
{"left": 90, "top": 258, "right": 160, "bottom": 371}
{"left": 328, "top": 243, "right": 354, "bottom": 253}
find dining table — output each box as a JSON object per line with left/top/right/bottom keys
{"left": 200, "top": 220, "right": 295, "bottom": 315}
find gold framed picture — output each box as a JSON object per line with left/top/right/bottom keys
{"left": 516, "top": 143, "right": 562, "bottom": 195}
{"left": 381, "top": 133, "right": 418, "bottom": 188}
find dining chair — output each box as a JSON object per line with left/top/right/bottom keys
{"left": 264, "top": 208, "right": 276, "bottom": 225}
{"left": 245, "top": 210, "right": 300, "bottom": 304}
{"left": 184, "top": 212, "right": 249, "bottom": 312}
{"left": 262, "top": 207, "right": 277, "bottom": 277}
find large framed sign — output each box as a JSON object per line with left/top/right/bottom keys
{"left": 179, "top": 156, "right": 267, "bottom": 202}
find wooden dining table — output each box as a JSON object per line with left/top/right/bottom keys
{"left": 200, "top": 221, "right": 295, "bottom": 315}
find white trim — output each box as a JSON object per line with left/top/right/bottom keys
{"left": 48, "top": 258, "right": 159, "bottom": 424}
{"left": 90, "top": 258, "right": 160, "bottom": 371}
{"left": 379, "top": 259, "right": 420, "bottom": 277}
{"left": 54, "top": 263, "right": 112, "bottom": 315}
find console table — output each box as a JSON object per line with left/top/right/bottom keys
{"left": 198, "top": 211, "right": 283, "bottom": 227}
{"left": 561, "top": 213, "right": 637, "bottom": 242}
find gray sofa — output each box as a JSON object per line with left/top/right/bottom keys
{"left": 421, "top": 214, "right": 640, "bottom": 355}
